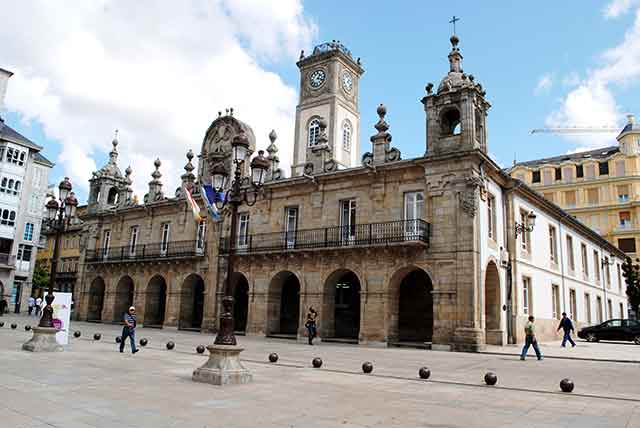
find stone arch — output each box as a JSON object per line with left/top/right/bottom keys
{"left": 144, "top": 275, "right": 167, "bottom": 327}
{"left": 232, "top": 272, "right": 249, "bottom": 333}
{"left": 440, "top": 107, "right": 461, "bottom": 136}
{"left": 484, "top": 260, "right": 502, "bottom": 345}
{"left": 107, "top": 187, "right": 119, "bottom": 205}
{"left": 322, "top": 269, "right": 361, "bottom": 340}
{"left": 388, "top": 266, "right": 433, "bottom": 344}
{"left": 179, "top": 273, "right": 205, "bottom": 330}
{"left": 267, "top": 271, "right": 301, "bottom": 336}
{"left": 113, "top": 275, "right": 134, "bottom": 322}
{"left": 88, "top": 277, "right": 106, "bottom": 321}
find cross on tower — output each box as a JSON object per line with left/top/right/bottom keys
{"left": 449, "top": 15, "right": 460, "bottom": 35}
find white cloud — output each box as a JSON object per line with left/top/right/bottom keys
{"left": 1, "top": 0, "right": 316, "bottom": 201}
{"left": 534, "top": 73, "right": 553, "bottom": 95}
{"left": 604, "top": 0, "right": 639, "bottom": 18}
{"left": 561, "top": 71, "right": 581, "bottom": 87}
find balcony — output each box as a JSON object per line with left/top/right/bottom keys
{"left": 220, "top": 219, "right": 430, "bottom": 255}
{"left": 618, "top": 195, "right": 630, "bottom": 203}
{"left": 86, "top": 240, "right": 206, "bottom": 263}
{"left": 0, "top": 253, "right": 15, "bottom": 269}
{"left": 55, "top": 271, "right": 77, "bottom": 281}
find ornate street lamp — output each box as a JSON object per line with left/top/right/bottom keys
{"left": 514, "top": 211, "right": 536, "bottom": 238}
{"left": 193, "top": 133, "right": 269, "bottom": 385}
{"left": 23, "top": 177, "right": 77, "bottom": 352}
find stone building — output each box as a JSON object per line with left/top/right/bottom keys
{"left": 510, "top": 116, "right": 640, "bottom": 259}
{"left": 69, "top": 36, "right": 628, "bottom": 350}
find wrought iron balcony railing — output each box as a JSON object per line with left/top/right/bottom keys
{"left": 86, "top": 240, "right": 206, "bottom": 263}
{"left": 55, "top": 271, "right": 77, "bottom": 281}
{"left": 219, "top": 219, "right": 430, "bottom": 255}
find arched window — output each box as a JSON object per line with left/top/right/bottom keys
{"left": 342, "top": 120, "right": 352, "bottom": 152}
{"left": 308, "top": 118, "right": 321, "bottom": 147}
{"left": 107, "top": 187, "right": 119, "bottom": 205}
{"left": 441, "top": 108, "right": 461, "bottom": 136}
{"left": 8, "top": 179, "right": 14, "bottom": 190}
{"left": 14, "top": 181, "right": 20, "bottom": 191}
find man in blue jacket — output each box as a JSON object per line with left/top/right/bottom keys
{"left": 557, "top": 312, "right": 576, "bottom": 347}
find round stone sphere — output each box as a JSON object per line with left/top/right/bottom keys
{"left": 268, "top": 353, "right": 278, "bottom": 363}
{"left": 93, "top": 333, "right": 101, "bottom": 341}
{"left": 418, "top": 367, "right": 431, "bottom": 379}
{"left": 115, "top": 336, "right": 122, "bottom": 343}
{"left": 166, "top": 341, "right": 175, "bottom": 350}
{"left": 10, "top": 323, "right": 17, "bottom": 329}
{"left": 24, "top": 325, "right": 31, "bottom": 331}
{"left": 362, "top": 361, "right": 373, "bottom": 374}
{"left": 560, "top": 378, "right": 574, "bottom": 393}
{"left": 484, "top": 372, "right": 498, "bottom": 386}
{"left": 312, "top": 357, "right": 323, "bottom": 368}
{"left": 0, "top": 321, "right": 5, "bottom": 328}
{"left": 196, "top": 345, "right": 206, "bottom": 354}
{"left": 139, "top": 338, "right": 148, "bottom": 347}
{"left": 73, "top": 331, "right": 81, "bottom": 338}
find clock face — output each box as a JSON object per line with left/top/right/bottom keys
{"left": 341, "top": 71, "right": 353, "bottom": 93}
{"left": 309, "top": 69, "right": 326, "bottom": 89}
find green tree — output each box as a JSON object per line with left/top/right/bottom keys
{"left": 621, "top": 257, "right": 640, "bottom": 318}
{"left": 32, "top": 264, "right": 50, "bottom": 291}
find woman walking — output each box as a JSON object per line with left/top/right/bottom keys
{"left": 305, "top": 307, "right": 318, "bottom": 345}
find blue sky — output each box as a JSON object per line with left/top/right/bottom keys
{"left": 3, "top": 1, "right": 638, "bottom": 201}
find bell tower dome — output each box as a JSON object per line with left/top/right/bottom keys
{"left": 421, "top": 34, "right": 491, "bottom": 156}
{"left": 292, "top": 41, "right": 364, "bottom": 175}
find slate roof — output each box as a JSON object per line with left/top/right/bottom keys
{"left": 33, "top": 151, "right": 54, "bottom": 167}
{"left": 511, "top": 145, "right": 620, "bottom": 169}
{"left": 0, "top": 118, "right": 43, "bottom": 151}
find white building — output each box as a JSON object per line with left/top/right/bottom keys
{"left": 0, "top": 68, "right": 53, "bottom": 312}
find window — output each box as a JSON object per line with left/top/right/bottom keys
{"left": 532, "top": 170, "right": 541, "bottom": 183}
{"left": 342, "top": 120, "right": 352, "bottom": 152}
{"left": 584, "top": 293, "right": 592, "bottom": 324}
{"left": 618, "top": 263, "right": 622, "bottom": 293}
{"left": 593, "top": 250, "right": 601, "bottom": 282}
{"left": 617, "top": 185, "right": 630, "bottom": 203}
{"left": 522, "top": 277, "right": 532, "bottom": 315}
{"left": 620, "top": 302, "right": 625, "bottom": 318}
{"left": 585, "top": 164, "right": 595, "bottom": 180}
{"left": 543, "top": 170, "right": 553, "bottom": 185}
{"left": 555, "top": 168, "right": 562, "bottom": 181}
{"left": 586, "top": 188, "right": 599, "bottom": 205}
{"left": 17, "top": 244, "right": 32, "bottom": 261}
{"left": 129, "top": 226, "right": 139, "bottom": 256}
{"left": 619, "top": 211, "right": 632, "bottom": 228}
{"left": 607, "top": 299, "right": 613, "bottom": 320}
{"left": 615, "top": 160, "right": 625, "bottom": 177}
{"left": 238, "top": 214, "right": 249, "bottom": 248}
{"left": 563, "top": 166, "right": 574, "bottom": 183}
{"left": 520, "top": 210, "right": 531, "bottom": 252}
{"left": 569, "top": 289, "right": 577, "bottom": 321}
{"left": 487, "top": 193, "right": 496, "bottom": 239}
{"left": 566, "top": 235, "right": 575, "bottom": 272}
{"left": 581, "top": 243, "right": 589, "bottom": 279}
{"left": 196, "top": 221, "right": 206, "bottom": 252}
{"left": 308, "top": 118, "right": 321, "bottom": 147}
{"left": 576, "top": 164, "right": 584, "bottom": 178}
{"left": 23, "top": 223, "right": 34, "bottom": 241}
{"left": 549, "top": 225, "right": 558, "bottom": 264}
{"left": 599, "top": 161, "right": 609, "bottom": 176}
{"left": 604, "top": 257, "right": 611, "bottom": 289}
{"left": 542, "top": 192, "right": 554, "bottom": 203}
{"left": 284, "top": 207, "right": 298, "bottom": 249}
{"left": 340, "top": 199, "right": 357, "bottom": 241}
{"left": 0, "top": 209, "right": 16, "bottom": 226}
{"left": 563, "top": 191, "right": 576, "bottom": 207}
{"left": 160, "top": 223, "right": 171, "bottom": 254}
{"left": 102, "top": 230, "right": 111, "bottom": 258}
{"left": 552, "top": 284, "right": 561, "bottom": 319}
{"left": 618, "top": 238, "right": 636, "bottom": 253}
{"left": 596, "top": 296, "right": 603, "bottom": 323}
{"left": 404, "top": 192, "right": 425, "bottom": 235}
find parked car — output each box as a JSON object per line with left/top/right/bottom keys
{"left": 577, "top": 319, "right": 640, "bottom": 344}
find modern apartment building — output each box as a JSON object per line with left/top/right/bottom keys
{"left": 0, "top": 68, "right": 53, "bottom": 312}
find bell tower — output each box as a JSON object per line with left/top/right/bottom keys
{"left": 421, "top": 34, "right": 491, "bottom": 156}
{"left": 292, "top": 41, "right": 364, "bottom": 176}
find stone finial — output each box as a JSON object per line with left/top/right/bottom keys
{"left": 181, "top": 149, "right": 196, "bottom": 191}
{"left": 368, "top": 103, "right": 400, "bottom": 166}
{"left": 425, "top": 83, "right": 433, "bottom": 95}
{"left": 266, "top": 130, "right": 282, "bottom": 181}
{"left": 267, "top": 130, "right": 278, "bottom": 155}
{"left": 185, "top": 149, "right": 195, "bottom": 173}
{"left": 152, "top": 158, "right": 162, "bottom": 180}
{"left": 109, "top": 129, "right": 119, "bottom": 163}
{"left": 309, "top": 117, "right": 335, "bottom": 175}
{"left": 448, "top": 34, "right": 463, "bottom": 73}
{"left": 229, "top": 107, "right": 234, "bottom": 116}
{"left": 146, "top": 158, "right": 164, "bottom": 203}
{"left": 299, "top": 50, "right": 305, "bottom": 60}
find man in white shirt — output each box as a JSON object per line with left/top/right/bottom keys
{"left": 35, "top": 296, "right": 42, "bottom": 316}
{"left": 27, "top": 296, "right": 35, "bottom": 316}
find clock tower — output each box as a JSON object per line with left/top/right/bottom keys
{"left": 292, "top": 41, "right": 364, "bottom": 176}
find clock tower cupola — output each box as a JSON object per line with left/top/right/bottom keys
{"left": 292, "top": 41, "right": 364, "bottom": 176}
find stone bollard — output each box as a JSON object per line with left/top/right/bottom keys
{"left": 362, "top": 361, "right": 373, "bottom": 374}
{"left": 560, "top": 378, "right": 574, "bottom": 393}
{"left": 312, "top": 357, "right": 323, "bottom": 368}
{"left": 24, "top": 325, "right": 31, "bottom": 331}
{"left": 93, "top": 333, "right": 101, "bottom": 341}
{"left": 11, "top": 323, "right": 17, "bottom": 329}
{"left": 139, "top": 338, "right": 148, "bottom": 347}
{"left": 269, "top": 353, "right": 278, "bottom": 363}
{"left": 484, "top": 372, "right": 498, "bottom": 386}
{"left": 115, "top": 336, "right": 122, "bottom": 343}
{"left": 166, "top": 341, "right": 175, "bottom": 350}
{"left": 418, "top": 367, "right": 431, "bottom": 379}
{"left": 196, "top": 345, "right": 205, "bottom": 354}
{"left": 73, "top": 331, "right": 81, "bottom": 338}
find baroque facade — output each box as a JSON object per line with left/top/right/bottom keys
{"left": 59, "top": 36, "right": 628, "bottom": 350}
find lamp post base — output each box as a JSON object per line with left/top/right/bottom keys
{"left": 192, "top": 345, "right": 252, "bottom": 385}
{"left": 22, "top": 327, "right": 63, "bottom": 352}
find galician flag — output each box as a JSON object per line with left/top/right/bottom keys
{"left": 201, "top": 184, "right": 224, "bottom": 222}
{"left": 185, "top": 186, "right": 203, "bottom": 223}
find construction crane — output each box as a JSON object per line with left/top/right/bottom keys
{"left": 529, "top": 127, "right": 619, "bottom": 135}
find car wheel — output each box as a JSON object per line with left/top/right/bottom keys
{"left": 586, "top": 333, "right": 598, "bottom": 342}
{"left": 634, "top": 336, "right": 640, "bottom": 345}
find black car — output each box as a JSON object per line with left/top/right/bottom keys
{"left": 577, "top": 319, "right": 640, "bottom": 344}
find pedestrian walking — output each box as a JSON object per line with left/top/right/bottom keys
{"left": 305, "top": 307, "right": 318, "bottom": 345}
{"left": 35, "top": 296, "right": 42, "bottom": 316}
{"left": 27, "top": 296, "right": 35, "bottom": 316}
{"left": 557, "top": 312, "right": 576, "bottom": 347}
{"left": 0, "top": 298, "right": 6, "bottom": 316}
{"left": 520, "top": 315, "right": 543, "bottom": 360}
{"left": 120, "top": 306, "right": 139, "bottom": 354}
